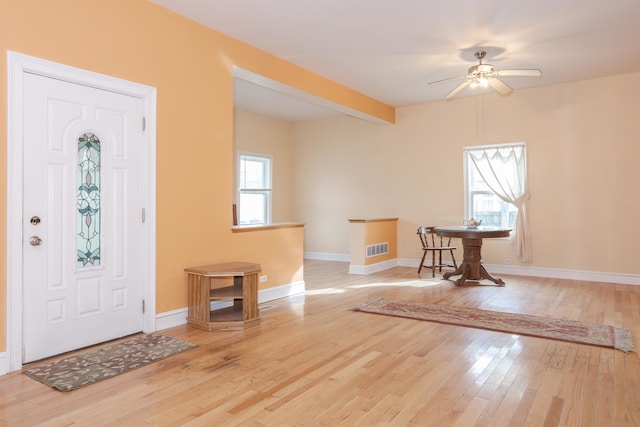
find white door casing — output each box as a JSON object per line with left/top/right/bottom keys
{"left": 6, "top": 52, "right": 157, "bottom": 372}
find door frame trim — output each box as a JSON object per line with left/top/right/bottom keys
{"left": 5, "top": 51, "right": 157, "bottom": 373}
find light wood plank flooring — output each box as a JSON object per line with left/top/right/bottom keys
{"left": 2, "top": 260, "right": 640, "bottom": 426}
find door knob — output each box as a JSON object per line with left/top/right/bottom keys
{"left": 29, "top": 236, "right": 43, "bottom": 246}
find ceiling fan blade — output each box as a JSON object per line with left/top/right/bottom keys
{"left": 446, "top": 80, "right": 472, "bottom": 100}
{"left": 428, "top": 75, "right": 466, "bottom": 85}
{"left": 487, "top": 78, "right": 512, "bottom": 96}
{"left": 496, "top": 69, "right": 542, "bottom": 77}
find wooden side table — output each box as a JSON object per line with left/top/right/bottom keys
{"left": 184, "top": 262, "right": 261, "bottom": 331}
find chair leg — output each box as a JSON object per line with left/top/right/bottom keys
{"left": 418, "top": 250, "right": 427, "bottom": 273}
{"left": 431, "top": 251, "right": 436, "bottom": 277}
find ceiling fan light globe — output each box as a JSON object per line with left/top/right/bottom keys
{"left": 470, "top": 76, "right": 489, "bottom": 89}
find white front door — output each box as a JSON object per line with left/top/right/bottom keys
{"left": 22, "top": 72, "right": 145, "bottom": 362}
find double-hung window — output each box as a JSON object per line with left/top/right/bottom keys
{"left": 463, "top": 142, "right": 532, "bottom": 261}
{"left": 464, "top": 142, "right": 526, "bottom": 228}
{"left": 238, "top": 153, "right": 272, "bottom": 225}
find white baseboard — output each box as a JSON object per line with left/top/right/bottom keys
{"left": 156, "top": 258, "right": 640, "bottom": 331}
{"left": 0, "top": 352, "right": 7, "bottom": 376}
{"left": 304, "top": 252, "right": 350, "bottom": 262}
{"left": 397, "top": 257, "right": 640, "bottom": 285}
{"left": 309, "top": 253, "right": 640, "bottom": 285}
{"left": 258, "top": 280, "right": 305, "bottom": 302}
{"left": 155, "top": 280, "right": 306, "bottom": 332}
{"left": 349, "top": 259, "right": 398, "bottom": 275}
{"left": 155, "top": 307, "right": 189, "bottom": 331}
{"left": 485, "top": 263, "right": 640, "bottom": 285}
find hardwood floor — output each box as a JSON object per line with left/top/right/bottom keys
{"left": 2, "top": 259, "right": 640, "bottom": 426}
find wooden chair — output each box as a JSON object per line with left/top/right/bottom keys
{"left": 417, "top": 226, "right": 458, "bottom": 277}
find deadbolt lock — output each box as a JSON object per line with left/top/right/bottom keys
{"left": 30, "top": 216, "right": 41, "bottom": 225}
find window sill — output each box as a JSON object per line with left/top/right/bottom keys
{"left": 232, "top": 222, "right": 305, "bottom": 233}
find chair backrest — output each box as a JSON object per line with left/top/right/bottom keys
{"left": 417, "top": 226, "right": 451, "bottom": 249}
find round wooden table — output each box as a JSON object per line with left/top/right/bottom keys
{"left": 435, "top": 226, "right": 511, "bottom": 286}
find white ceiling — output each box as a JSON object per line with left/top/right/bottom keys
{"left": 151, "top": 0, "right": 640, "bottom": 121}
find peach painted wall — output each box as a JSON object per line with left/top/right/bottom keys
{"left": 0, "top": 0, "right": 393, "bottom": 352}
{"left": 363, "top": 219, "right": 398, "bottom": 265}
{"left": 292, "top": 72, "right": 640, "bottom": 276}
{"left": 348, "top": 218, "right": 398, "bottom": 266}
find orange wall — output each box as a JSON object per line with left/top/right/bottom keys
{"left": 364, "top": 219, "right": 398, "bottom": 265}
{"left": 348, "top": 219, "right": 398, "bottom": 266}
{"left": 0, "top": 0, "right": 394, "bottom": 351}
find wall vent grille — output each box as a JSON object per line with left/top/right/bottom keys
{"left": 366, "top": 242, "right": 389, "bottom": 258}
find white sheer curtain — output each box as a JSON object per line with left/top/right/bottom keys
{"left": 468, "top": 144, "right": 533, "bottom": 262}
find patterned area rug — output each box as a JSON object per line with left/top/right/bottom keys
{"left": 23, "top": 334, "right": 197, "bottom": 391}
{"left": 353, "top": 297, "right": 634, "bottom": 353}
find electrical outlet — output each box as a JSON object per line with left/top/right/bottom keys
{"left": 259, "top": 275, "right": 267, "bottom": 283}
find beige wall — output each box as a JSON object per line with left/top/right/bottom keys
{"left": 293, "top": 72, "right": 640, "bottom": 275}
{"left": 234, "top": 110, "right": 295, "bottom": 222}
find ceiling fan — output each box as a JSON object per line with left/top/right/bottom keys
{"left": 430, "top": 51, "right": 542, "bottom": 100}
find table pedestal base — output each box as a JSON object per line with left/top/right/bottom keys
{"left": 442, "top": 238, "right": 505, "bottom": 287}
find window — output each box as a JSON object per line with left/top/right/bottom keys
{"left": 464, "top": 143, "right": 526, "bottom": 229}
{"left": 464, "top": 142, "right": 532, "bottom": 262}
{"left": 238, "top": 153, "right": 272, "bottom": 225}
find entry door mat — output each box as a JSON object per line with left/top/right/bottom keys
{"left": 353, "top": 297, "right": 634, "bottom": 353}
{"left": 23, "top": 334, "right": 197, "bottom": 391}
